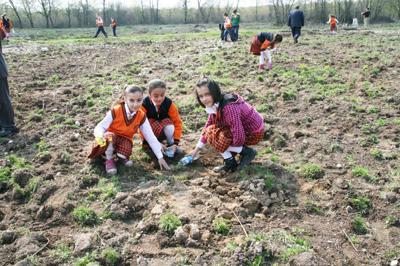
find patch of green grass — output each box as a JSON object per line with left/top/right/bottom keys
{"left": 74, "top": 254, "right": 96, "bottom": 266}
{"left": 279, "top": 234, "right": 311, "bottom": 262}
{"left": 101, "top": 248, "right": 120, "bottom": 266}
{"left": 50, "top": 243, "right": 72, "bottom": 262}
{"left": 282, "top": 89, "right": 297, "bottom": 101}
{"left": 270, "top": 154, "right": 280, "bottom": 163}
{"left": 367, "top": 106, "right": 380, "bottom": 114}
{"left": 352, "top": 216, "right": 368, "bottom": 235}
{"left": 304, "top": 200, "right": 324, "bottom": 215}
{"left": 72, "top": 206, "right": 99, "bottom": 226}
{"left": 264, "top": 172, "right": 276, "bottom": 192}
{"left": 349, "top": 196, "right": 372, "bottom": 215}
{"left": 299, "top": 163, "right": 325, "bottom": 179}
{"left": 351, "top": 166, "right": 377, "bottom": 183}
{"left": 385, "top": 215, "right": 399, "bottom": 228}
{"left": 213, "top": 217, "right": 231, "bottom": 235}
{"left": 247, "top": 255, "right": 264, "bottom": 266}
{"left": 0, "top": 167, "right": 11, "bottom": 182}
{"left": 369, "top": 148, "right": 383, "bottom": 159}
{"left": 98, "top": 179, "right": 118, "bottom": 200}
{"left": 256, "top": 103, "right": 273, "bottom": 113}
{"left": 159, "top": 213, "right": 182, "bottom": 234}
{"left": 226, "top": 241, "right": 239, "bottom": 251}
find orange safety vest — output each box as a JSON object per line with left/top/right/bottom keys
{"left": 108, "top": 103, "right": 146, "bottom": 140}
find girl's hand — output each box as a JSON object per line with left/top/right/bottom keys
{"left": 158, "top": 158, "right": 170, "bottom": 170}
{"left": 104, "top": 132, "right": 114, "bottom": 140}
{"left": 169, "top": 144, "right": 177, "bottom": 154}
{"left": 189, "top": 147, "right": 200, "bottom": 158}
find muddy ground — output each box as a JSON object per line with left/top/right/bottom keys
{"left": 0, "top": 25, "right": 399, "bottom": 265}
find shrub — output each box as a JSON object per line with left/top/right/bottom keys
{"left": 352, "top": 216, "right": 368, "bottom": 235}
{"left": 101, "top": 248, "right": 120, "bottom": 266}
{"left": 349, "top": 196, "right": 372, "bottom": 215}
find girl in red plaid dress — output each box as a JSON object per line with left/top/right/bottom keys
{"left": 141, "top": 79, "right": 183, "bottom": 157}
{"left": 189, "top": 78, "right": 265, "bottom": 173}
{"left": 89, "top": 86, "right": 170, "bottom": 175}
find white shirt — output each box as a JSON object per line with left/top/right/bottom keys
{"left": 94, "top": 103, "right": 163, "bottom": 159}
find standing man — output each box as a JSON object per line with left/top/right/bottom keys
{"left": 361, "top": 7, "right": 371, "bottom": 28}
{"left": 231, "top": 9, "right": 240, "bottom": 42}
{"left": 94, "top": 14, "right": 108, "bottom": 38}
{"left": 288, "top": 5, "right": 304, "bottom": 44}
{"left": 0, "top": 42, "right": 18, "bottom": 137}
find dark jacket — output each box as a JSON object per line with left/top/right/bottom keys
{"left": 0, "top": 54, "right": 8, "bottom": 78}
{"left": 288, "top": 9, "right": 304, "bottom": 27}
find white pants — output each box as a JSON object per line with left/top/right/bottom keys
{"left": 163, "top": 124, "right": 175, "bottom": 145}
{"left": 220, "top": 146, "right": 243, "bottom": 159}
{"left": 259, "top": 49, "right": 273, "bottom": 65}
{"left": 105, "top": 142, "right": 127, "bottom": 160}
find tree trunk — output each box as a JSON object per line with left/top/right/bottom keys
{"left": 103, "top": 0, "right": 106, "bottom": 23}
{"left": 8, "top": 0, "right": 24, "bottom": 28}
{"left": 183, "top": 0, "right": 188, "bottom": 23}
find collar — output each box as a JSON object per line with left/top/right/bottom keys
{"left": 205, "top": 103, "right": 219, "bottom": 114}
{"left": 124, "top": 103, "right": 136, "bottom": 118}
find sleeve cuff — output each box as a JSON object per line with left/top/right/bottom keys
{"left": 155, "top": 151, "right": 163, "bottom": 160}
{"left": 196, "top": 140, "right": 206, "bottom": 149}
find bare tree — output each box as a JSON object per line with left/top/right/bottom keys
{"left": 22, "top": 0, "right": 35, "bottom": 28}
{"left": 8, "top": 0, "right": 24, "bottom": 28}
{"left": 102, "top": 0, "right": 106, "bottom": 23}
{"left": 139, "top": 0, "right": 146, "bottom": 24}
{"left": 66, "top": 2, "right": 72, "bottom": 27}
{"left": 37, "top": 0, "right": 50, "bottom": 27}
{"left": 391, "top": 0, "right": 400, "bottom": 18}
{"left": 183, "top": 0, "right": 189, "bottom": 23}
{"left": 271, "top": 0, "right": 295, "bottom": 25}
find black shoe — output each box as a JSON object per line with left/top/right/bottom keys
{"left": 213, "top": 157, "right": 238, "bottom": 173}
{"left": 239, "top": 146, "right": 257, "bottom": 169}
{"left": 0, "top": 128, "right": 18, "bottom": 137}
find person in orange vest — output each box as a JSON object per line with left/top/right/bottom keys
{"left": 327, "top": 14, "right": 339, "bottom": 34}
{"left": 141, "top": 79, "right": 183, "bottom": 158}
{"left": 1, "top": 14, "right": 13, "bottom": 40}
{"left": 89, "top": 86, "right": 170, "bottom": 175}
{"left": 94, "top": 14, "right": 108, "bottom": 38}
{"left": 110, "top": 18, "right": 117, "bottom": 37}
{"left": 223, "top": 12, "right": 233, "bottom": 42}
{"left": 250, "top": 32, "right": 283, "bottom": 71}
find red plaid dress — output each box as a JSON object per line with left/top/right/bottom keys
{"left": 148, "top": 118, "right": 173, "bottom": 139}
{"left": 88, "top": 134, "right": 133, "bottom": 159}
{"left": 203, "top": 125, "right": 264, "bottom": 153}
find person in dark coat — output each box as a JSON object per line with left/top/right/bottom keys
{"left": 0, "top": 42, "right": 18, "bottom": 137}
{"left": 287, "top": 6, "right": 304, "bottom": 44}
{"left": 361, "top": 7, "right": 371, "bottom": 28}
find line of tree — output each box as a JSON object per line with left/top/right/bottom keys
{"left": 1, "top": 0, "right": 399, "bottom": 29}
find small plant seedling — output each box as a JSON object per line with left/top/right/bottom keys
{"left": 299, "top": 163, "right": 325, "bottom": 179}
{"left": 101, "top": 248, "right": 120, "bottom": 266}
{"left": 159, "top": 213, "right": 182, "bottom": 234}
{"left": 213, "top": 217, "right": 231, "bottom": 235}
{"left": 72, "top": 206, "right": 99, "bottom": 226}
{"left": 349, "top": 196, "right": 372, "bottom": 215}
{"left": 352, "top": 216, "right": 368, "bottom": 235}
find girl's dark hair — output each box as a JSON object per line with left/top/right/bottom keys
{"left": 148, "top": 79, "right": 166, "bottom": 94}
{"left": 274, "top": 34, "right": 283, "bottom": 43}
{"left": 195, "top": 77, "right": 223, "bottom": 108}
{"left": 115, "top": 85, "right": 143, "bottom": 106}
{"left": 223, "top": 12, "right": 228, "bottom": 16}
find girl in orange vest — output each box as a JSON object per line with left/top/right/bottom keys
{"left": 89, "top": 86, "right": 170, "bottom": 174}
{"left": 141, "top": 79, "right": 183, "bottom": 158}
{"left": 327, "top": 15, "right": 339, "bottom": 33}
{"left": 110, "top": 18, "right": 117, "bottom": 37}
{"left": 250, "top": 32, "right": 283, "bottom": 71}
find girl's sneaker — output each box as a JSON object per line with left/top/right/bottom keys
{"left": 258, "top": 64, "right": 265, "bottom": 71}
{"left": 121, "top": 158, "right": 134, "bottom": 167}
{"left": 105, "top": 159, "right": 117, "bottom": 175}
